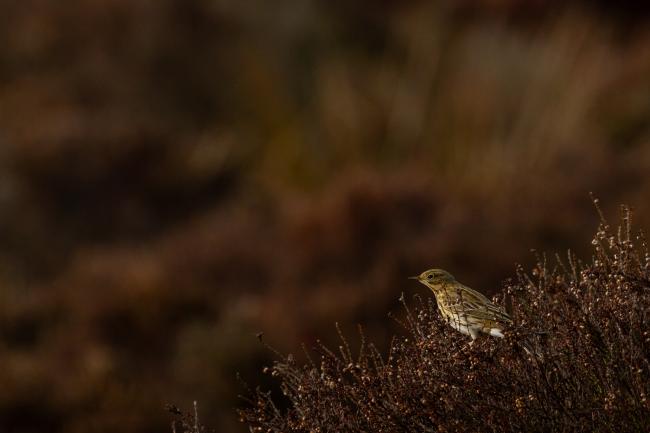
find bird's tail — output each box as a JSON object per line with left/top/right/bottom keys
{"left": 518, "top": 331, "right": 548, "bottom": 360}
{"left": 491, "top": 327, "right": 546, "bottom": 360}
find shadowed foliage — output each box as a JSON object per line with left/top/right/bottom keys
{"left": 2, "top": 1, "right": 650, "bottom": 432}
{"left": 236, "top": 206, "right": 650, "bottom": 432}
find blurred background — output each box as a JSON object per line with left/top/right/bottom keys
{"left": 1, "top": 0, "right": 650, "bottom": 432}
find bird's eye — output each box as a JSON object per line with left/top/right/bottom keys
{"left": 427, "top": 274, "right": 433, "bottom": 279}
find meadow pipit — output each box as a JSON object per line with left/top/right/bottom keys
{"left": 410, "top": 268, "right": 512, "bottom": 342}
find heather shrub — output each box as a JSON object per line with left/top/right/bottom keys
{"left": 3, "top": 1, "right": 650, "bottom": 431}
{"left": 238, "top": 206, "right": 650, "bottom": 432}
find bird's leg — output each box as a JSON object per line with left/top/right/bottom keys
{"left": 465, "top": 330, "right": 479, "bottom": 349}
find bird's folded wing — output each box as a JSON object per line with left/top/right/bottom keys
{"left": 466, "top": 307, "right": 512, "bottom": 323}
{"left": 444, "top": 299, "right": 513, "bottom": 323}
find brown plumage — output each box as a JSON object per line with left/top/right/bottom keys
{"left": 410, "top": 269, "right": 512, "bottom": 341}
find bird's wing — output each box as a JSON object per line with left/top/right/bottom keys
{"left": 466, "top": 305, "right": 512, "bottom": 323}
{"left": 442, "top": 284, "right": 513, "bottom": 323}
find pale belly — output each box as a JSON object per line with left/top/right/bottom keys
{"left": 448, "top": 320, "right": 473, "bottom": 336}
{"left": 447, "top": 317, "right": 505, "bottom": 339}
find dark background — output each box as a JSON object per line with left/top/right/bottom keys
{"left": 1, "top": 1, "right": 650, "bottom": 432}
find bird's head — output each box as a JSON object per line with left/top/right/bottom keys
{"left": 409, "top": 268, "right": 456, "bottom": 290}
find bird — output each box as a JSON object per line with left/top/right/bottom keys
{"left": 410, "top": 268, "right": 512, "bottom": 342}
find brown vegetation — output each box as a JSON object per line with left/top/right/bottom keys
{"left": 1, "top": 1, "right": 650, "bottom": 432}
{"left": 238, "top": 207, "right": 650, "bottom": 432}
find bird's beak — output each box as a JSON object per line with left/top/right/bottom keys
{"left": 408, "top": 276, "right": 419, "bottom": 280}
